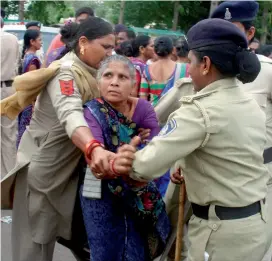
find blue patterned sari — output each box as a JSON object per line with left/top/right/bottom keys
{"left": 80, "top": 98, "right": 170, "bottom": 261}
{"left": 16, "top": 53, "right": 41, "bottom": 149}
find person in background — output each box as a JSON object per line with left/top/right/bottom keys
{"left": 16, "top": 29, "right": 42, "bottom": 149}
{"left": 119, "top": 35, "right": 155, "bottom": 97}
{"left": 44, "top": 7, "right": 95, "bottom": 67}
{"left": 0, "top": 16, "right": 19, "bottom": 178}
{"left": 139, "top": 36, "right": 188, "bottom": 107}
{"left": 256, "top": 45, "right": 272, "bottom": 59}
{"left": 80, "top": 54, "right": 170, "bottom": 261}
{"left": 115, "top": 27, "right": 136, "bottom": 52}
{"left": 139, "top": 36, "right": 189, "bottom": 196}
{"left": 75, "top": 7, "right": 94, "bottom": 23}
{"left": 249, "top": 37, "right": 260, "bottom": 52}
{"left": 176, "top": 36, "right": 189, "bottom": 63}
{"left": 211, "top": 2, "right": 272, "bottom": 260}
{"left": 23, "top": 21, "right": 44, "bottom": 63}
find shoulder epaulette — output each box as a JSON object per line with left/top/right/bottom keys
{"left": 180, "top": 90, "right": 217, "bottom": 103}
{"left": 60, "top": 60, "right": 75, "bottom": 71}
{"left": 174, "top": 77, "right": 192, "bottom": 89}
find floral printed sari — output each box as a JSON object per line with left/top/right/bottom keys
{"left": 80, "top": 98, "right": 170, "bottom": 261}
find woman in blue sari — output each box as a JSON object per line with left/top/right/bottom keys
{"left": 80, "top": 55, "right": 170, "bottom": 261}
{"left": 17, "top": 29, "right": 42, "bottom": 148}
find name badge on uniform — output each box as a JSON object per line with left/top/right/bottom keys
{"left": 158, "top": 119, "right": 177, "bottom": 137}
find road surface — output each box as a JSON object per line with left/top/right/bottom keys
{"left": 1, "top": 210, "right": 77, "bottom": 261}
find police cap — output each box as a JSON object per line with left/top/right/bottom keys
{"left": 25, "top": 21, "right": 41, "bottom": 29}
{"left": 187, "top": 18, "right": 248, "bottom": 50}
{"left": 211, "top": 1, "right": 259, "bottom": 22}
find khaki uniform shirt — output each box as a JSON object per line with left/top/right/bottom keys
{"left": 130, "top": 78, "right": 269, "bottom": 207}
{"left": 0, "top": 30, "right": 19, "bottom": 81}
{"left": 242, "top": 55, "right": 272, "bottom": 182}
{"left": 154, "top": 78, "right": 195, "bottom": 127}
{"left": 1, "top": 52, "right": 98, "bottom": 244}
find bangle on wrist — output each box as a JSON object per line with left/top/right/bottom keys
{"left": 110, "top": 159, "right": 121, "bottom": 177}
{"left": 85, "top": 139, "right": 104, "bottom": 161}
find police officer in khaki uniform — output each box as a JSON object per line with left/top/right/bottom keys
{"left": 0, "top": 16, "right": 19, "bottom": 178}
{"left": 1, "top": 17, "right": 115, "bottom": 261}
{"left": 211, "top": 2, "right": 272, "bottom": 260}
{"left": 112, "top": 19, "right": 272, "bottom": 261}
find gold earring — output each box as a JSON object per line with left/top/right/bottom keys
{"left": 203, "top": 70, "right": 208, "bottom": 75}
{"left": 80, "top": 47, "right": 85, "bottom": 55}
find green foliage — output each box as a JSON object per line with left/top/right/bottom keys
{"left": 102, "top": 1, "right": 210, "bottom": 31}
{"left": 1, "top": 1, "right": 20, "bottom": 18}
{"left": 25, "top": 1, "right": 73, "bottom": 25}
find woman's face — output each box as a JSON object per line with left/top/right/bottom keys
{"left": 80, "top": 34, "right": 115, "bottom": 69}
{"left": 142, "top": 39, "right": 155, "bottom": 60}
{"left": 99, "top": 61, "right": 134, "bottom": 104}
{"left": 31, "top": 35, "right": 42, "bottom": 51}
{"left": 188, "top": 50, "right": 206, "bottom": 91}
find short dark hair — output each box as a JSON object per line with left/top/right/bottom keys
{"left": 176, "top": 37, "right": 189, "bottom": 58}
{"left": 241, "top": 21, "right": 254, "bottom": 31}
{"left": 118, "top": 35, "right": 151, "bottom": 57}
{"left": 119, "top": 28, "right": 136, "bottom": 40}
{"left": 75, "top": 7, "right": 94, "bottom": 18}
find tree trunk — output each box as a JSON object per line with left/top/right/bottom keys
{"left": 209, "top": 0, "right": 219, "bottom": 17}
{"left": 118, "top": 0, "right": 125, "bottom": 24}
{"left": 260, "top": 2, "right": 269, "bottom": 45}
{"left": 18, "top": 0, "right": 24, "bottom": 21}
{"left": 172, "top": 1, "right": 180, "bottom": 31}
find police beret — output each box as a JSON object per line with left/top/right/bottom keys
{"left": 187, "top": 18, "right": 248, "bottom": 50}
{"left": 211, "top": 1, "right": 259, "bottom": 22}
{"left": 25, "top": 21, "right": 41, "bottom": 29}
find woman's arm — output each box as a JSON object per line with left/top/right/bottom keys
{"left": 138, "top": 99, "right": 161, "bottom": 139}
{"left": 114, "top": 104, "right": 206, "bottom": 181}
{"left": 47, "top": 71, "right": 113, "bottom": 173}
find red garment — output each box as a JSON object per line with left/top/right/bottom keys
{"left": 46, "top": 34, "right": 64, "bottom": 56}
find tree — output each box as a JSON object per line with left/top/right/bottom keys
{"left": 103, "top": 1, "right": 210, "bottom": 32}
{"left": 25, "top": 1, "right": 73, "bottom": 25}
{"left": 18, "top": 0, "right": 25, "bottom": 20}
{"left": 172, "top": 1, "right": 180, "bottom": 31}
{"left": 118, "top": 0, "right": 126, "bottom": 24}
{"left": 1, "top": 1, "right": 19, "bottom": 18}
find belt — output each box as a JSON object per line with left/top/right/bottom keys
{"left": 0, "top": 80, "right": 13, "bottom": 87}
{"left": 263, "top": 147, "right": 272, "bottom": 164}
{"left": 191, "top": 201, "right": 261, "bottom": 220}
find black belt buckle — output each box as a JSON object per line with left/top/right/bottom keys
{"left": 192, "top": 202, "right": 261, "bottom": 220}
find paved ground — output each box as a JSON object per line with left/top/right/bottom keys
{"left": 1, "top": 210, "right": 77, "bottom": 261}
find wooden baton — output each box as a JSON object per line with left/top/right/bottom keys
{"left": 175, "top": 182, "right": 186, "bottom": 261}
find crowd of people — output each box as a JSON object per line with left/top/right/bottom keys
{"left": 1, "top": 1, "right": 272, "bottom": 261}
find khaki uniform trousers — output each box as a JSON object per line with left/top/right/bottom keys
{"left": 187, "top": 204, "right": 270, "bottom": 261}
{"left": 1, "top": 83, "right": 17, "bottom": 178}
{"left": 11, "top": 168, "right": 85, "bottom": 261}
{"left": 262, "top": 182, "right": 272, "bottom": 261}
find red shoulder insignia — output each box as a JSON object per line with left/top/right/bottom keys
{"left": 59, "top": 79, "right": 74, "bottom": 96}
